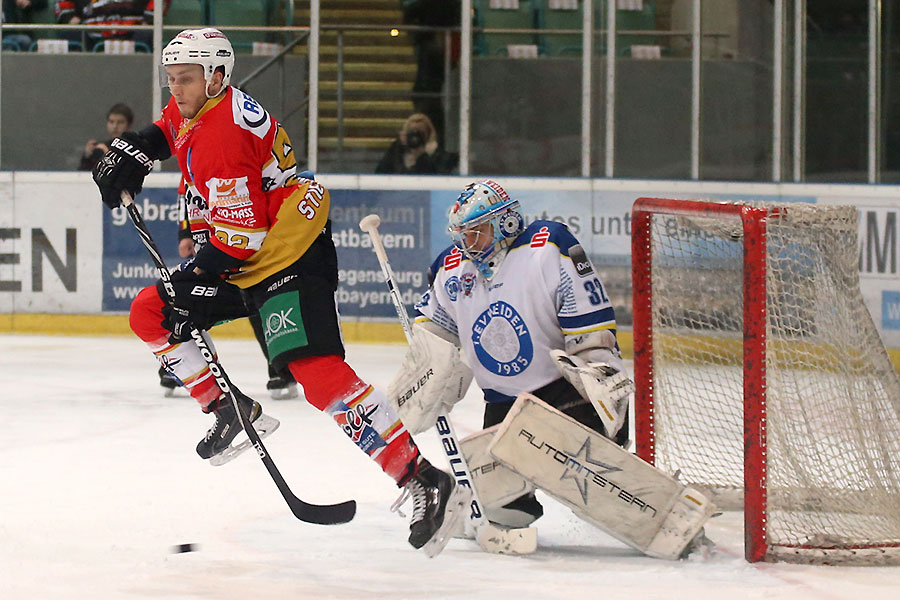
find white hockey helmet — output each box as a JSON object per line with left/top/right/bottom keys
{"left": 448, "top": 179, "right": 524, "bottom": 279}
{"left": 161, "top": 28, "right": 234, "bottom": 96}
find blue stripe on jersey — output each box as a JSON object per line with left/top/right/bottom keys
{"left": 559, "top": 307, "right": 617, "bottom": 332}
{"left": 509, "top": 220, "right": 578, "bottom": 254}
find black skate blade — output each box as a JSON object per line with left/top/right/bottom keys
{"left": 162, "top": 386, "right": 189, "bottom": 398}
{"left": 268, "top": 385, "right": 300, "bottom": 400}
{"left": 423, "top": 485, "right": 473, "bottom": 558}
{"left": 208, "top": 414, "right": 280, "bottom": 467}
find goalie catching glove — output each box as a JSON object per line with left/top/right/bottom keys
{"left": 387, "top": 323, "right": 473, "bottom": 434}
{"left": 551, "top": 348, "right": 634, "bottom": 440}
{"left": 93, "top": 131, "right": 156, "bottom": 209}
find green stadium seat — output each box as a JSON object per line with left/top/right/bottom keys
{"left": 2, "top": 38, "right": 25, "bottom": 51}
{"left": 164, "top": 0, "right": 209, "bottom": 26}
{"left": 206, "top": 0, "right": 275, "bottom": 49}
{"left": 535, "top": 1, "right": 658, "bottom": 57}
{"left": 474, "top": 0, "right": 538, "bottom": 56}
{"left": 538, "top": 0, "right": 582, "bottom": 56}
{"left": 29, "top": 39, "right": 83, "bottom": 52}
{"left": 92, "top": 40, "right": 152, "bottom": 53}
{"left": 609, "top": 1, "right": 657, "bottom": 57}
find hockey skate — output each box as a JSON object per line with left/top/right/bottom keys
{"left": 159, "top": 366, "right": 182, "bottom": 397}
{"left": 392, "top": 458, "right": 472, "bottom": 558}
{"left": 266, "top": 374, "right": 299, "bottom": 400}
{"left": 197, "top": 390, "right": 280, "bottom": 466}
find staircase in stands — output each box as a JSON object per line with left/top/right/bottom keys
{"left": 294, "top": 0, "right": 417, "bottom": 170}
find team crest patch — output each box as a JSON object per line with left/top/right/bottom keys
{"left": 445, "top": 276, "right": 460, "bottom": 301}
{"left": 530, "top": 226, "right": 551, "bottom": 248}
{"left": 461, "top": 272, "right": 477, "bottom": 296}
{"left": 444, "top": 247, "right": 463, "bottom": 270}
{"left": 471, "top": 301, "right": 533, "bottom": 376}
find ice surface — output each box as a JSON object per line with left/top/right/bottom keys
{"left": 2, "top": 334, "right": 899, "bottom": 599}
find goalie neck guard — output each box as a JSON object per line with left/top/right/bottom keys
{"left": 448, "top": 180, "right": 524, "bottom": 280}
{"left": 161, "top": 28, "right": 234, "bottom": 98}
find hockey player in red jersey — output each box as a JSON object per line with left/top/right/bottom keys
{"left": 92, "top": 28, "right": 469, "bottom": 556}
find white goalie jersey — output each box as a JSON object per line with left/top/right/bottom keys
{"left": 415, "top": 220, "right": 619, "bottom": 404}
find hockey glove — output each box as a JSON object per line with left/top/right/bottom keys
{"left": 160, "top": 267, "right": 223, "bottom": 345}
{"left": 386, "top": 324, "right": 473, "bottom": 434}
{"left": 550, "top": 349, "right": 634, "bottom": 440}
{"left": 93, "top": 131, "right": 155, "bottom": 209}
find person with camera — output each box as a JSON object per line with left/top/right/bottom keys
{"left": 375, "top": 113, "right": 457, "bottom": 175}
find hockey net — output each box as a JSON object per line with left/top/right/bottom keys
{"left": 631, "top": 197, "right": 900, "bottom": 565}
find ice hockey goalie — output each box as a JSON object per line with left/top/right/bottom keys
{"left": 483, "top": 393, "right": 717, "bottom": 560}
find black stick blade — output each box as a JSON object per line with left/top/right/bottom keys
{"left": 291, "top": 498, "right": 357, "bottom": 525}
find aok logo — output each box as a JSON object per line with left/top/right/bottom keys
{"left": 265, "top": 308, "right": 296, "bottom": 338}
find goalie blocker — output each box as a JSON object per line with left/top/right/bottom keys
{"left": 488, "top": 394, "right": 716, "bottom": 560}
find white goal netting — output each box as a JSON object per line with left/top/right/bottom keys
{"left": 638, "top": 200, "right": 900, "bottom": 564}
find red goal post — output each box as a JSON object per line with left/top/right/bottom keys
{"left": 631, "top": 197, "right": 900, "bottom": 565}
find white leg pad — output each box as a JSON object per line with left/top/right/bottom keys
{"left": 461, "top": 426, "right": 535, "bottom": 509}
{"left": 460, "top": 426, "right": 537, "bottom": 528}
{"left": 487, "top": 393, "right": 716, "bottom": 560}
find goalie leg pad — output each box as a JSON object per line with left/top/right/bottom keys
{"left": 487, "top": 393, "right": 716, "bottom": 560}
{"left": 460, "top": 427, "right": 538, "bottom": 529}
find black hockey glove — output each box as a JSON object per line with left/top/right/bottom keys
{"left": 92, "top": 131, "right": 155, "bottom": 210}
{"left": 160, "top": 267, "right": 223, "bottom": 345}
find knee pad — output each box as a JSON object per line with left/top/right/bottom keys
{"left": 129, "top": 285, "right": 167, "bottom": 344}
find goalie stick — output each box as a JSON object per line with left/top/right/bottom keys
{"left": 120, "top": 191, "right": 356, "bottom": 526}
{"left": 359, "top": 214, "right": 537, "bottom": 555}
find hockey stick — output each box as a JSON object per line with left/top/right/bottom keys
{"left": 359, "top": 214, "right": 537, "bottom": 555}
{"left": 120, "top": 191, "right": 356, "bottom": 525}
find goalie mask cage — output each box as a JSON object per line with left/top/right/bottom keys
{"left": 631, "top": 197, "right": 900, "bottom": 565}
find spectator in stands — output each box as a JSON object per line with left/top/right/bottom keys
{"left": 55, "top": 0, "right": 169, "bottom": 51}
{"left": 2, "top": 0, "right": 48, "bottom": 51}
{"left": 79, "top": 103, "right": 134, "bottom": 171}
{"left": 401, "top": 0, "right": 460, "bottom": 142}
{"left": 376, "top": 113, "right": 458, "bottom": 175}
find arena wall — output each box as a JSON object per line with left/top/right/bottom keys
{"left": 2, "top": 172, "right": 899, "bottom": 361}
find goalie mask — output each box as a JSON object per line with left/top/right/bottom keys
{"left": 161, "top": 28, "right": 234, "bottom": 98}
{"left": 448, "top": 180, "right": 524, "bottom": 279}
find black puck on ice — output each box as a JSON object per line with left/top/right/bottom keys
{"left": 171, "top": 543, "right": 198, "bottom": 553}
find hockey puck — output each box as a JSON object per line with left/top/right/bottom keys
{"left": 171, "top": 543, "right": 198, "bottom": 553}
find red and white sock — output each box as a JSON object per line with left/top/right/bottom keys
{"left": 129, "top": 285, "right": 221, "bottom": 409}
{"left": 289, "top": 355, "right": 419, "bottom": 485}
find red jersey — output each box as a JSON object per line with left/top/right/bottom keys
{"left": 156, "top": 87, "right": 329, "bottom": 288}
